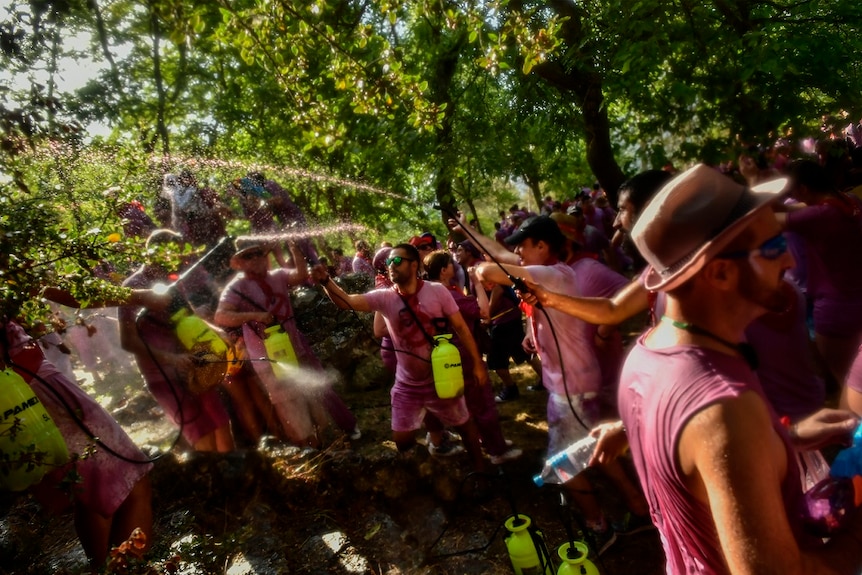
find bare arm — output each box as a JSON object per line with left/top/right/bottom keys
{"left": 448, "top": 213, "right": 520, "bottom": 265}
{"left": 522, "top": 276, "right": 650, "bottom": 325}
{"left": 373, "top": 312, "right": 389, "bottom": 338}
{"left": 469, "top": 268, "right": 490, "bottom": 320}
{"left": 213, "top": 301, "right": 272, "bottom": 328}
{"left": 274, "top": 242, "right": 308, "bottom": 286}
{"left": 474, "top": 261, "right": 537, "bottom": 287}
{"left": 310, "top": 265, "right": 373, "bottom": 312}
{"left": 680, "top": 392, "right": 862, "bottom": 574}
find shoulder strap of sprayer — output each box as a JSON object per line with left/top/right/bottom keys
{"left": 396, "top": 288, "right": 438, "bottom": 348}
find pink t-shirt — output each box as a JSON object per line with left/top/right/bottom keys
{"left": 364, "top": 281, "right": 459, "bottom": 388}
{"left": 526, "top": 262, "right": 601, "bottom": 396}
{"left": 219, "top": 268, "right": 318, "bottom": 364}
{"left": 619, "top": 339, "right": 813, "bottom": 575}
{"left": 570, "top": 258, "right": 629, "bottom": 391}
{"left": 4, "top": 321, "right": 152, "bottom": 517}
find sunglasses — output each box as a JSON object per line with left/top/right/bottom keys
{"left": 385, "top": 256, "right": 415, "bottom": 267}
{"left": 417, "top": 244, "right": 434, "bottom": 251}
{"left": 240, "top": 250, "right": 266, "bottom": 260}
{"left": 718, "top": 233, "right": 788, "bottom": 261}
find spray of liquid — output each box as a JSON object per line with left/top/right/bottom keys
{"left": 234, "top": 222, "right": 369, "bottom": 245}
{"left": 148, "top": 154, "right": 407, "bottom": 200}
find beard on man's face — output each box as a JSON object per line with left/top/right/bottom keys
{"left": 736, "top": 259, "right": 789, "bottom": 315}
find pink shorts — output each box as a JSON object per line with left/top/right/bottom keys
{"left": 390, "top": 382, "right": 469, "bottom": 432}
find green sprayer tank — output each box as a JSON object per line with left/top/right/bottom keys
{"left": 0, "top": 368, "right": 69, "bottom": 491}
{"left": 263, "top": 325, "right": 298, "bottom": 379}
{"left": 431, "top": 334, "right": 463, "bottom": 398}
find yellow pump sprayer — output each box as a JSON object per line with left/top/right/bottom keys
{"left": 0, "top": 368, "right": 69, "bottom": 491}
{"left": 430, "top": 334, "right": 463, "bottom": 398}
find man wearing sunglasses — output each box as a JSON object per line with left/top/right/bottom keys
{"left": 215, "top": 239, "right": 358, "bottom": 449}
{"left": 312, "top": 243, "right": 489, "bottom": 473}
{"left": 616, "top": 165, "right": 861, "bottom": 574}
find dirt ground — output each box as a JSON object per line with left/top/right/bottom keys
{"left": 0, "top": 357, "right": 666, "bottom": 575}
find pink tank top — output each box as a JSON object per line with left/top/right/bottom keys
{"left": 618, "top": 338, "right": 812, "bottom": 574}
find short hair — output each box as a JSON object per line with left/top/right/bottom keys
{"left": 391, "top": 242, "right": 420, "bottom": 263}
{"left": 423, "top": 250, "right": 453, "bottom": 281}
{"left": 618, "top": 170, "right": 673, "bottom": 215}
{"left": 786, "top": 159, "right": 834, "bottom": 194}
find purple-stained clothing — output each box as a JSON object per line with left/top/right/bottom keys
{"left": 618, "top": 339, "right": 816, "bottom": 575}
{"left": 5, "top": 322, "right": 151, "bottom": 517}
{"left": 744, "top": 282, "right": 825, "bottom": 419}
{"left": 236, "top": 192, "right": 277, "bottom": 233}
{"left": 445, "top": 285, "right": 507, "bottom": 456}
{"left": 647, "top": 275, "right": 824, "bottom": 420}
{"left": 847, "top": 344, "right": 862, "bottom": 394}
{"left": 121, "top": 267, "right": 231, "bottom": 445}
{"left": 784, "top": 196, "right": 862, "bottom": 337}
{"left": 117, "top": 201, "right": 156, "bottom": 238}
{"left": 570, "top": 257, "right": 630, "bottom": 413}
{"left": 363, "top": 281, "right": 470, "bottom": 432}
{"left": 161, "top": 183, "right": 227, "bottom": 247}
{"left": 524, "top": 262, "right": 601, "bottom": 397}
{"left": 219, "top": 268, "right": 356, "bottom": 433}
{"left": 352, "top": 254, "right": 375, "bottom": 276}
{"left": 526, "top": 262, "right": 602, "bottom": 451}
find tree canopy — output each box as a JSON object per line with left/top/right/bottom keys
{"left": 2, "top": 0, "right": 861, "bottom": 319}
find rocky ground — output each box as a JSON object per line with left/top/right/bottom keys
{"left": 0, "top": 362, "right": 665, "bottom": 575}
{"left": 0, "top": 282, "right": 666, "bottom": 574}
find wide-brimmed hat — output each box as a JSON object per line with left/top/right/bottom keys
{"left": 504, "top": 215, "right": 566, "bottom": 247}
{"left": 632, "top": 164, "right": 788, "bottom": 292}
{"left": 230, "top": 238, "right": 269, "bottom": 268}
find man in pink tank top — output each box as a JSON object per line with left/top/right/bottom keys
{"left": 622, "top": 164, "right": 861, "bottom": 574}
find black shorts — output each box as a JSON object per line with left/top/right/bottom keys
{"left": 486, "top": 319, "right": 529, "bottom": 370}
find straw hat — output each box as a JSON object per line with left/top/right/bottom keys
{"left": 631, "top": 164, "right": 788, "bottom": 291}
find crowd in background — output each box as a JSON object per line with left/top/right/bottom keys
{"left": 7, "top": 125, "right": 862, "bottom": 570}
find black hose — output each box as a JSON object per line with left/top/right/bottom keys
{"left": 434, "top": 205, "right": 588, "bottom": 431}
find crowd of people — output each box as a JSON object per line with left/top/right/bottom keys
{"left": 7, "top": 131, "right": 862, "bottom": 572}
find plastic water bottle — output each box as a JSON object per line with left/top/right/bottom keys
{"left": 533, "top": 434, "right": 597, "bottom": 487}
{"left": 430, "top": 334, "right": 463, "bottom": 398}
{"left": 0, "top": 368, "right": 69, "bottom": 491}
{"left": 800, "top": 475, "right": 862, "bottom": 537}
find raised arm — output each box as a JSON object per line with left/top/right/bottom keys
{"left": 310, "top": 265, "right": 373, "bottom": 312}
{"left": 448, "top": 212, "right": 519, "bottom": 265}
{"left": 523, "top": 276, "right": 650, "bottom": 326}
